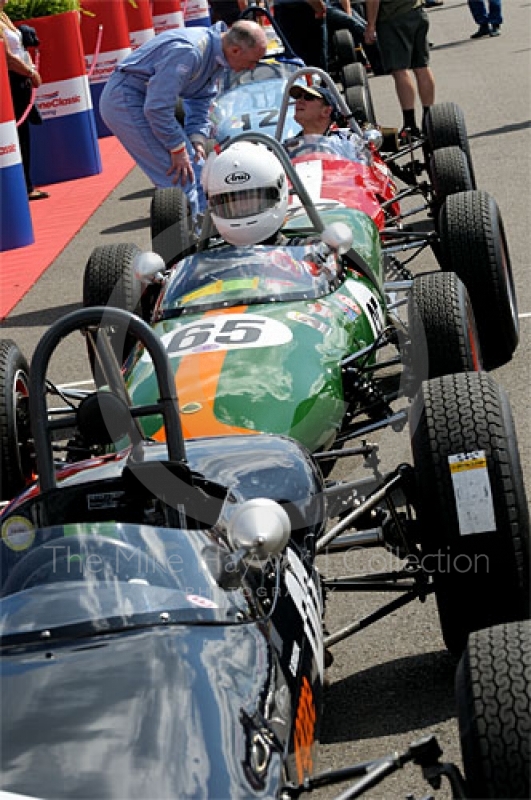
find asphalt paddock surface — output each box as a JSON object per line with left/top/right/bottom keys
{"left": 1, "top": 2, "right": 530, "bottom": 798}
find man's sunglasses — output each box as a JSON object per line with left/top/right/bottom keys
{"left": 291, "top": 88, "right": 322, "bottom": 102}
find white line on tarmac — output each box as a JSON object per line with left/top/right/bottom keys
{"left": 518, "top": 312, "right": 531, "bottom": 319}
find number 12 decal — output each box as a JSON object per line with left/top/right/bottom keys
{"left": 143, "top": 315, "right": 293, "bottom": 361}
{"left": 240, "top": 110, "right": 278, "bottom": 130}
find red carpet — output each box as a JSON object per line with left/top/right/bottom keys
{"left": 0, "top": 136, "right": 135, "bottom": 320}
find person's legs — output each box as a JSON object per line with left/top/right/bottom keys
{"left": 392, "top": 69, "right": 423, "bottom": 135}
{"left": 100, "top": 75, "right": 199, "bottom": 215}
{"left": 487, "top": 0, "right": 502, "bottom": 26}
{"left": 380, "top": 9, "right": 430, "bottom": 134}
{"left": 413, "top": 66, "right": 435, "bottom": 106}
{"left": 468, "top": 0, "right": 502, "bottom": 34}
{"left": 326, "top": 5, "right": 365, "bottom": 44}
{"left": 468, "top": 0, "right": 488, "bottom": 25}
{"left": 392, "top": 69, "right": 417, "bottom": 111}
{"left": 9, "top": 75, "right": 34, "bottom": 194}
{"left": 17, "top": 119, "right": 33, "bottom": 194}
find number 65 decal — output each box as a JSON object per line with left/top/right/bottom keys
{"left": 143, "top": 315, "right": 293, "bottom": 361}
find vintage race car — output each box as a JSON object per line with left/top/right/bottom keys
{"left": 208, "top": 4, "right": 364, "bottom": 146}
{"left": 166, "top": 55, "right": 521, "bottom": 380}
{"left": 2, "top": 128, "right": 529, "bottom": 648}
{"left": 0, "top": 305, "right": 529, "bottom": 799}
{"left": 204, "top": 64, "right": 519, "bottom": 374}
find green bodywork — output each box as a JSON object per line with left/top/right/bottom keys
{"left": 127, "top": 208, "right": 385, "bottom": 454}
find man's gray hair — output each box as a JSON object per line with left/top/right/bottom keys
{"left": 225, "top": 19, "right": 265, "bottom": 49}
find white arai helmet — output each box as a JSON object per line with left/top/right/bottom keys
{"left": 202, "top": 142, "right": 289, "bottom": 246}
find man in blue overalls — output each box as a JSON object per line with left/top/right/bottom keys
{"left": 100, "top": 20, "right": 267, "bottom": 218}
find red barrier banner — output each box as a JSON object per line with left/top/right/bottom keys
{"left": 0, "top": 40, "right": 34, "bottom": 250}
{"left": 20, "top": 12, "right": 101, "bottom": 184}
{"left": 81, "top": 0, "right": 132, "bottom": 136}
{"left": 124, "top": 0, "right": 155, "bottom": 50}
{"left": 151, "top": 0, "right": 184, "bottom": 33}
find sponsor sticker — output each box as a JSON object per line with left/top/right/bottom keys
{"left": 35, "top": 76, "right": 93, "bottom": 119}
{"left": 1, "top": 516, "right": 35, "bottom": 552}
{"left": 287, "top": 311, "right": 329, "bottom": 335}
{"left": 0, "top": 120, "right": 22, "bottom": 167}
{"left": 285, "top": 549, "right": 323, "bottom": 679}
{"left": 181, "top": 278, "right": 258, "bottom": 304}
{"left": 186, "top": 594, "right": 218, "bottom": 609}
{"left": 448, "top": 451, "right": 496, "bottom": 535}
{"left": 294, "top": 675, "right": 316, "bottom": 782}
{"left": 344, "top": 280, "right": 384, "bottom": 337}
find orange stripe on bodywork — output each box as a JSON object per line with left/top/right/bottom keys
{"left": 153, "top": 306, "right": 258, "bottom": 441}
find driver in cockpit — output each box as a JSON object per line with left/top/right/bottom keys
{"left": 201, "top": 140, "right": 336, "bottom": 277}
{"left": 283, "top": 84, "right": 370, "bottom": 165}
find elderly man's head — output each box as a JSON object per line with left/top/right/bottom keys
{"left": 289, "top": 84, "right": 338, "bottom": 134}
{"left": 223, "top": 20, "right": 268, "bottom": 72}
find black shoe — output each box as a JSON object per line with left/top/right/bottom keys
{"left": 398, "top": 126, "right": 421, "bottom": 144}
{"left": 470, "top": 24, "right": 491, "bottom": 38}
{"left": 424, "top": 0, "right": 443, "bottom": 6}
{"left": 490, "top": 24, "right": 501, "bottom": 36}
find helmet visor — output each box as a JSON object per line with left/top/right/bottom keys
{"left": 208, "top": 187, "right": 280, "bottom": 220}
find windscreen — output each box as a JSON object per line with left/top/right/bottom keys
{"left": 159, "top": 246, "right": 336, "bottom": 314}
{"left": 0, "top": 522, "right": 255, "bottom": 639}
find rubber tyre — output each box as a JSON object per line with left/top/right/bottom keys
{"left": 151, "top": 188, "right": 195, "bottom": 268}
{"left": 424, "top": 102, "right": 476, "bottom": 187}
{"left": 0, "top": 340, "right": 33, "bottom": 501}
{"left": 456, "top": 620, "right": 531, "bottom": 798}
{"left": 83, "top": 243, "right": 143, "bottom": 371}
{"left": 430, "top": 145, "right": 473, "bottom": 212}
{"left": 438, "top": 190, "right": 519, "bottom": 370}
{"left": 410, "top": 372, "right": 530, "bottom": 655}
{"left": 332, "top": 29, "right": 357, "bottom": 68}
{"left": 345, "top": 84, "right": 376, "bottom": 127}
{"left": 406, "top": 271, "right": 482, "bottom": 394}
{"left": 342, "top": 61, "right": 366, "bottom": 90}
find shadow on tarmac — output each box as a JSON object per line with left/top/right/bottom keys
{"left": 5, "top": 303, "right": 82, "bottom": 329}
{"left": 321, "top": 648, "right": 458, "bottom": 743}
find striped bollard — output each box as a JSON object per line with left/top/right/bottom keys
{"left": 152, "top": 0, "right": 184, "bottom": 34}
{"left": 81, "top": 0, "right": 132, "bottom": 137}
{"left": 125, "top": 0, "right": 155, "bottom": 50}
{"left": 21, "top": 12, "right": 101, "bottom": 185}
{"left": 184, "top": 0, "right": 211, "bottom": 28}
{"left": 0, "top": 40, "right": 34, "bottom": 251}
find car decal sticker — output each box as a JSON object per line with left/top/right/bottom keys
{"left": 343, "top": 279, "right": 385, "bottom": 338}
{"left": 180, "top": 277, "right": 259, "bottom": 305}
{"left": 448, "top": 451, "right": 496, "bottom": 535}
{"left": 186, "top": 594, "right": 218, "bottom": 609}
{"left": 285, "top": 548, "right": 324, "bottom": 680}
{"left": 1, "top": 516, "right": 35, "bottom": 551}
{"left": 293, "top": 675, "right": 316, "bottom": 783}
{"left": 287, "top": 311, "right": 329, "bottom": 335}
{"left": 152, "top": 307, "right": 260, "bottom": 440}
{"left": 145, "top": 313, "right": 292, "bottom": 361}
{"left": 291, "top": 159, "right": 323, "bottom": 204}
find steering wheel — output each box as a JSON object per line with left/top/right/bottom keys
{"left": 2, "top": 534, "right": 177, "bottom": 597}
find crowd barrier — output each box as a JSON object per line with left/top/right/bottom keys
{"left": 152, "top": 0, "right": 184, "bottom": 34}
{"left": 125, "top": 0, "right": 155, "bottom": 50}
{"left": 21, "top": 11, "right": 101, "bottom": 186}
{"left": 81, "top": 0, "right": 132, "bottom": 137}
{"left": 0, "top": 40, "right": 34, "bottom": 251}
{"left": 183, "top": 0, "right": 211, "bottom": 28}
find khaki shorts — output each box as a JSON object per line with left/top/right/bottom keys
{"left": 377, "top": 7, "right": 430, "bottom": 72}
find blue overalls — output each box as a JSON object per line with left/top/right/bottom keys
{"left": 100, "top": 23, "right": 228, "bottom": 217}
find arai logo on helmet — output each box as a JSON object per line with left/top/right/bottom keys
{"left": 225, "top": 171, "right": 251, "bottom": 185}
